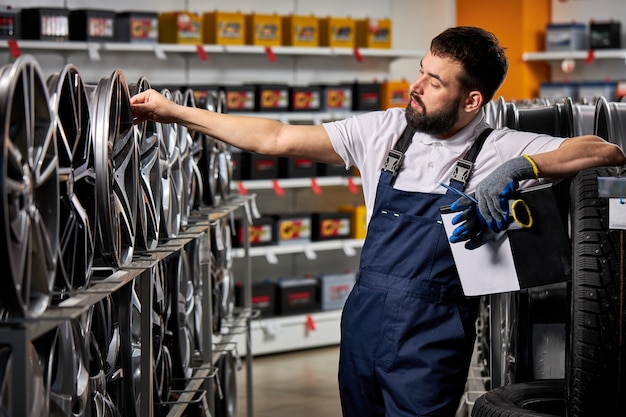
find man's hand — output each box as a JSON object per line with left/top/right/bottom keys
{"left": 130, "top": 89, "right": 179, "bottom": 125}
{"left": 475, "top": 155, "right": 538, "bottom": 231}
{"left": 448, "top": 196, "right": 499, "bottom": 249}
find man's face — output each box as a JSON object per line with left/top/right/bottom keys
{"left": 405, "top": 52, "right": 466, "bottom": 137}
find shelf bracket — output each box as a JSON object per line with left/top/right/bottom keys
{"left": 153, "top": 43, "right": 167, "bottom": 60}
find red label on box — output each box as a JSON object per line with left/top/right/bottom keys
{"left": 227, "top": 91, "right": 254, "bottom": 110}
{"left": 325, "top": 88, "right": 352, "bottom": 109}
{"left": 292, "top": 91, "right": 320, "bottom": 110}
{"left": 320, "top": 218, "right": 350, "bottom": 237}
{"left": 261, "top": 89, "right": 288, "bottom": 108}
{"left": 279, "top": 219, "right": 310, "bottom": 241}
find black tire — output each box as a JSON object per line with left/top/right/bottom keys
{"left": 472, "top": 380, "right": 564, "bottom": 417}
{"left": 567, "top": 167, "right": 626, "bottom": 416}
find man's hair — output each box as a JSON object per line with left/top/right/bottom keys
{"left": 430, "top": 26, "right": 508, "bottom": 104}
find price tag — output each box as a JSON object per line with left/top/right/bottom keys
{"left": 310, "top": 178, "right": 322, "bottom": 195}
{"left": 264, "top": 46, "right": 277, "bottom": 62}
{"left": 196, "top": 44, "right": 208, "bottom": 61}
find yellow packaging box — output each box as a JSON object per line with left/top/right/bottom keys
{"left": 319, "top": 17, "right": 355, "bottom": 48}
{"left": 246, "top": 13, "right": 282, "bottom": 46}
{"left": 282, "top": 14, "right": 318, "bottom": 47}
{"left": 158, "top": 11, "right": 203, "bottom": 44}
{"left": 355, "top": 17, "right": 392, "bottom": 49}
{"left": 338, "top": 204, "right": 367, "bottom": 239}
{"left": 381, "top": 79, "right": 410, "bottom": 109}
{"left": 203, "top": 11, "right": 245, "bottom": 45}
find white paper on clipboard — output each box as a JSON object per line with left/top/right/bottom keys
{"left": 440, "top": 212, "right": 520, "bottom": 296}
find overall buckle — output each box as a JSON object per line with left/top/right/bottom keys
{"left": 382, "top": 149, "right": 404, "bottom": 177}
{"left": 451, "top": 159, "right": 473, "bottom": 185}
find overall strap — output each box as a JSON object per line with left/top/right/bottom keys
{"left": 381, "top": 125, "right": 416, "bottom": 186}
{"left": 448, "top": 127, "right": 494, "bottom": 191}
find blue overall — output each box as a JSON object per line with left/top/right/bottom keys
{"left": 338, "top": 142, "right": 481, "bottom": 416}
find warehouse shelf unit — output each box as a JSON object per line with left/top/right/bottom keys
{"left": 0, "top": 195, "right": 256, "bottom": 417}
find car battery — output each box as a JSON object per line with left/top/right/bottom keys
{"left": 319, "top": 17, "right": 355, "bottom": 48}
{"left": 20, "top": 8, "right": 70, "bottom": 41}
{"left": 233, "top": 216, "right": 277, "bottom": 248}
{"left": 0, "top": 8, "right": 20, "bottom": 39}
{"left": 276, "top": 277, "right": 319, "bottom": 315}
{"left": 319, "top": 84, "right": 353, "bottom": 111}
{"left": 274, "top": 213, "right": 312, "bottom": 245}
{"left": 317, "top": 272, "right": 356, "bottom": 311}
{"left": 338, "top": 204, "right": 367, "bottom": 239}
{"left": 316, "top": 162, "right": 349, "bottom": 177}
{"left": 203, "top": 11, "right": 245, "bottom": 45}
{"left": 230, "top": 148, "right": 249, "bottom": 180}
{"left": 278, "top": 157, "right": 316, "bottom": 178}
{"left": 222, "top": 85, "right": 256, "bottom": 112}
{"left": 589, "top": 21, "right": 621, "bottom": 49}
{"left": 246, "top": 13, "right": 282, "bottom": 47}
{"left": 353, "top": 82, "right": 381, "bottom": 111}
{"left": 115, "top": 11, "right": 158, "bottom": 43}
{"left": 256, "top": 84, "right": 290, "bottom": 112}
{"left": 545, "top": 22, "right": 587, "bottom": 51}
{"left": 235, "top": 281, "right": 277, "bottom": 318}
{"left": 290, "top": 86, "right": 322, "bottom": 112}
{"left": 248, "top": 153, "right": 279, "bottom": 180}
{"left": 381, "top": 79, "right": 410, "bottom": 109}
{"left": 312, "top": 212, "right": 352, "bottom": 241}
{"left": 282, "top": 14, "right": 318, "bottom": 47}
{"left": 539, "top": 82, "right": 578, "bottom": 101}
{"left": 578, "top": 81, "right": 616, "bottom": 102}
{"left": 355, "top": 17, "right": 392, "bottom": 49}
{"left": 69, "top": 9, "right": 115, "bottom": 42}
{"left": 158, "top": 11, "right": 203, "bottom": 44}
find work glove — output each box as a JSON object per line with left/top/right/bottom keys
{"left": 473, "top": 155, "right": 538, "bottom": 232}
{"left": 449, "top": 196, "right": 499, "bottom": 249}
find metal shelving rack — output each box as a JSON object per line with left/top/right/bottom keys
{"left": 0, "top": 194, "right": 257, "bottom": 417}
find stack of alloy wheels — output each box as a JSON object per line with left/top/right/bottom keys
{"left": 471, "top": 96, "right": 626, "bottom": 417}
{"left": 0, "top": 54, "right": 242, "bottom": 417}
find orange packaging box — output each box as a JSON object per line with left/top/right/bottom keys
{"left": 338, "top": 204, "right": 367, "bottom": 239}
{"left": 282, "top": 14, "right": 318, "bottom": 47}
{"left": 319, "top": 17, "right": 355, "bottom": 48}
{"left": 158, "top": 11, "right": 203, "bottom": 44}
{"left": 381, "top": 79, "right": 410, "bottom": 109}
{"left": 245, "top": 13, "right": 282, "bottom": 46}
{"left": 203, "top": 11, "right": 245, "bottom": 45}
{"left": 355, "top": 17, "right": 392, "bottom": 49}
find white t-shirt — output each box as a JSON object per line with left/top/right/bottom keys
{"left": 323, "top": 107, "right": 568, "bottom": 224}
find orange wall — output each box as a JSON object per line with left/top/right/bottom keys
{"left": 457, "top": 0, "right": 551, "bottom": 100}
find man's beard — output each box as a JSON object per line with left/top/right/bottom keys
{"left": 405, "top": 94, "right": 461, "bottom": 136}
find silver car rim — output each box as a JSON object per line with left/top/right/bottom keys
{"left": 158, "top": 89, "right": 182, "bottom": 239}
{"left": 47, "top": 64, "right": 96, "bottom": 295}
{"left": 88, "top": 70, "right": 138, "bottom": 267}
{"left": 129, "top": 77, "right": 161, "bottom": 251}
{"left": 0, "top": 55, "right": 59, "bottom": 317}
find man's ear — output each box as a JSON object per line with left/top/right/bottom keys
{"left": 464, "top": 91, "right": 483, "bottom": 112}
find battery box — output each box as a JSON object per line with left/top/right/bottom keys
{"left": 316, "top": 162, "right": 349, "bottom": 177}
{"left": 69, "top": 9, "right": 115, "bottom": 42}
{"left": 353, "top": 82, "right": 381, "bottom": 111}
{"left": 545, "top": 22, "right": 587, "bottom": 51}
{"left": 312, "top": 212, "right": 352, "bottom": 241}
{"left": 278, "top": 157, "right": 317, "bottom": 178}
{"left": 203, "top": 11, "right": 245, "bottom": 45}
{"left": 290, "top": 86, "right": 322, "bottom": 112}
{"left": 283, "top": 14, "right": 319, "bottom": 47}
{"left": 115, "top": 11, "right": 158, "bottom": 43}
{"left": 235, "top": 281, "right": 277, "bottom": 318}
{"left": 381, "top": 79, "right": 410, "bottom": 109}
{"left": 222, "top": 85, "right": 256, "bottom": 112}
{"left": 159, "top": 11, "right": 203, "bottom": 44}
{"left": 256, "top": 84, "right": 290, "bottom": 112}
{"left": 589, "top": 21, "right": 621, "bottom": 49}
{"left": 233, "top": 216, "right": 277, "bottom": 248}
{"left": 0, "top": 9, "right": 20, "bottom": 39}
{"left": 274, "top": 214, "right": 312, "bottom": 245}
{"left": 319, "top": 17, "right": 355, "bottom": 48}
{"left": 319, "top": 84, "right": 353, "bottom": 111}
{"left": 338, "top": 204, "right": 367, "bottom": 239}
{"left": 20, "top": 8, "right": 70, "bottom": 41}
{"left": 318, "top": 272, "right": 356, "bottom": 310}
{"left": 246, "top": 13, "right": 282, "bottom": 46}
{"left": 276, "top": 277, "right": 319, "bottom": 315}
{"left": 248, "top": 153, "right": 279, "bottom": 180}
{"left": 355, "top": 17, "right": 392, "bottom": 49}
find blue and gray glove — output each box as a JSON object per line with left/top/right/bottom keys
{"left": 474, "top": 155, "right": 538, "bottom": 231}
{"left": 448, "top": 154, "right": 539, "bottom": 249}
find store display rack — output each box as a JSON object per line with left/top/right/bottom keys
{"left": 0, "top": 195, "right": 256, "bottom": 417}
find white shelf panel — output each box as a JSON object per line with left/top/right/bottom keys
{"left": 523, "top": 49, "right": 626, "bottom": 61}
{"left": 232, "top": 238, "right": 364, "bottom": 260}
{"left": 1, "top": 40, "right": 423, "bottom": 60}
{"left": 232, "top": 175, "right": 362, "bottom": 191}
{"left": 232, "top": 310, "right": 342, "bottom": 356}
